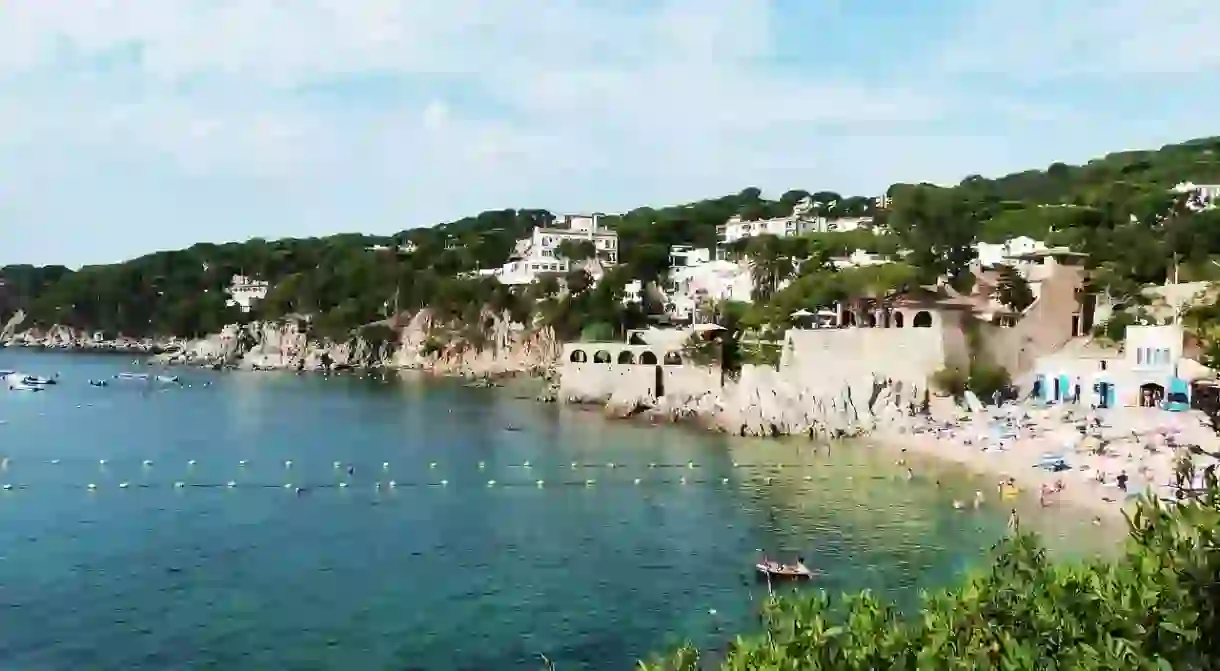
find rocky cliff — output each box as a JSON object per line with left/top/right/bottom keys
{"left": 563, "top": 363, "right": 931, "bottom": 439}
{"left": 159, "top": 308, "right": 561, "bottom": 377}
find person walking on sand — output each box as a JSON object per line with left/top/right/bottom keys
{"left": 1007, "top": 508, "right": 1020, "bottom": 534}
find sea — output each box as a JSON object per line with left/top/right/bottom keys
{"left": 0, "top": 350, "right": 1113, "bottom": 670}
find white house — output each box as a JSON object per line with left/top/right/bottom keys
{"left": 226, "top": 275, "right": 269, "bottom": 313}
{"left": 830, "top": 249, "right": 891, "bottom": 269}
{"left": 670, "top": 245, "right": 712, "bottom": 269}
{"left": 1033, "top": 324, "right": 1192, "bottom": 408}
{"left": 975, "top": 236, "right": 1048, "bottom": 268}
{"left": 714, "top": 197, "right": 871, "bottom": 260}
{"left": 664, "top": 260, "right": 754, "bottom": 321}
{"left": 490, "top": 213, "right": 619, "bottom": 286}
{"left": 1172, "top": 181, "right": 1220, "bottom": 211}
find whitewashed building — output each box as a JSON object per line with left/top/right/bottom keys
{"left": 226, "top": 275, "right": 269, "bottom": 313}
{"left": 664, "top": 260, "right": 754, "bottom": 321}
{"left": 975, "top": 236, "right": 1048, "bottom": 268}
{"left": 1172, "top": 181, "right": 1220, "bottom": 211}
{"left": 714, "top": 197, "right": 871, "bottom": 260}
{"left": 491, "top": 213, "right": 619, "bottom": 286}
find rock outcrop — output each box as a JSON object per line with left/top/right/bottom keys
{"left": 563, "top": 362, "right": 929, "bottom": 439}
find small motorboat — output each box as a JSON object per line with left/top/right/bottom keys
{"left": 8, "top": 381, "right": 43, "bottom": 392}
{"left": 89, "top": 379, "right": 109, "bottom": 387}
{"left": 116, "top": 372, "right": 149, "bottom": 380}
{"left": 755, "top": 560, "right": 814, "bottom": 581}
{"left": 155, "top": 375, "right": 180, "bottom": 384}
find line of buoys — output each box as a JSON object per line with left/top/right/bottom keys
{"left": 0, "top": 476, "right": 845, "bottom": 491}
{"left": 0, "top": 458, "right": 829, "bottom": 471}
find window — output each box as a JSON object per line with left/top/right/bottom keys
{"left": 1136, "top": 348, "right": 1143, "bottom": 365}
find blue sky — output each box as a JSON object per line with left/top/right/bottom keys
{"left": 1, "top": 0, "right": 1219, "bottom": 268}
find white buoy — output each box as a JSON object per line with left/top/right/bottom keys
{"left": 687, "top": 461, "right": 695, "bottom": 469}
{"left": 429, "top": 462, "right": 437, "bottom": 469}
{"left": 486, "top": 479, "right": 495, "bottom": 487}
{"left": 98, "top": 459, "right": 107, "bottom": 466}
{"left": 119, "top": 482, "right": 129, "bottom": 489}
{"left": 570, "top": 462, "right": 577, "bottom": 469}
{"left": 440, "top": 479, "right": 448, "bottom": 486}
{"left": 536, "top": 479, "right": 544, "bottom": 487}
{"left": 709, "top": 608, "right": 718, "bottom": 615}
{"left": 680, "top": 476, "right": 687, "bottom": 484}
{"left": 733, "top": 462, "right": 740, "bottom": 467}
{"left": 722, "top": 478, "right": 729, "bottom": 484}
{"left": 284, "top": 460, "right": 293, "bottom": 468}
{"left": 633, "top": 478, "right": 641, "bottom": 485}
{"left": 382, "top": 462, "right": 390, "bottom": 470}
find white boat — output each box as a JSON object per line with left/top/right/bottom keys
{"left": 116, "top": 372, "right": 149, "bottom": 380}
{"left": 155, "top": 375, "right": 180, "bottom": 384}
{"left": 8, "top": 381, "right": 43, "bottom": 392}
{"left": 22, "top": 375, "right": 56, "bottom": 386}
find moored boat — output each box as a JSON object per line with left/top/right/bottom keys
{"left": 755, "top": 559, "right": 814, "bottom": 580}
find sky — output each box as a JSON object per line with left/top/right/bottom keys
{"left": 1, "top": 0, "right": 1219, "bottom": 268}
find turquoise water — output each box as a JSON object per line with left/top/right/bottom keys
{"left": 0, "top": 351, "right": 1100, "bottom": 669}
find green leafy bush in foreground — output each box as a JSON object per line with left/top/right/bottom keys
{"left": 640, "top": 467, "right": 1220, "bottom": 670}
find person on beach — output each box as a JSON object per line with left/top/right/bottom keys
{"left": 905, "top": 467, "right": 914, "bottom": 481}
{"left": 1008, "top": 509, "right": 1020, "bottom": 533}
{"left": 1116, "top": 470, "right": 1129, "bottom": 492}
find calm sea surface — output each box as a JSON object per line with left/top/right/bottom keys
{"left": 0, "top": 351, "right": 1110, "bottom": 670}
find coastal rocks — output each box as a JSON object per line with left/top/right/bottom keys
{"left": 558, "top": 361, "right": 926, "bottom": 440}
{"left": 1, "top": 310, "right": 26, "bottom": 340}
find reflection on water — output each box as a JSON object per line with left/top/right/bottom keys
{"left": 0, "top": 351, "right": 1115, "bottom": 669}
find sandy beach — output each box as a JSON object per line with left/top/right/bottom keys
{"left": 876, "top": 402, "right": 1220, "bottom": 526}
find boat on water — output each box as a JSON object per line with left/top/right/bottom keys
{"left": 755, "top": 558, "right": 814, "bottom": 581}
{"left": 116, "top": 372, "right": 150, "bottom": 380}
{"left": 8, "top": 380, "right": 44, "bottom": 392}
{"left": 23, "top": 375, "right": 56, "bottom": 386}
{"left": 155, "top": 375, "right": 180, "bottom": 384}
{"left": 89, "top": 379, "right": 109, "bottom": 387}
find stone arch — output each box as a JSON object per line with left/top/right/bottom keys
{"left": 863, "top": 312, "right": 877, "bottom": 328}
{"left": 893, "top": 312, "right": 904, "bottom": 328}
{"left": 1139, "top": 382, "right": 1165, "bottom": 408}
{"left": 663, "top": 351, "right": 682, "bottom": 365}
{"left": 912, "top": 310, "right": 933, "bottom": 328}
{"left": 617, "top": 350, "right": 635, "bottom": 364}
{"left": 639, "top": 351, "right": 658, "bottom": 365}
{"left": 593, "top": 350, "right": 612, "bottom": 363}
{"left": 569, "top": 349, "right": 587, "bottom": 363}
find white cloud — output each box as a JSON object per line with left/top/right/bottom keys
{"left": 938, "top": 0, "right": 1220, "bottom": 79}
{"left": 1, "top": 0, "right": 1217, "bottom": 266}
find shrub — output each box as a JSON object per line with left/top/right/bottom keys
{"left": 640, "top": 467, "right": 1220, "bottom": 670}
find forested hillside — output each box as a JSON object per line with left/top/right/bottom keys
{"left": 3, "top": 135, "right": 1220, "bottom": 340}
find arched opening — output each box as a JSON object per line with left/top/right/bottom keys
{"left": 639, "top": 351, "right": 658, "bottom": 365}
{"left": 1139, "top": 382, "right": 1165, "bottom": 408}
{"left": 841, "top": 311, "right": 856, "bottom": 327}
{"left": 912, "top": 311, "right": 933, "bottom": 328}
{"left": 663, "top": 351, "right": 682, "bottom": 365}
{"left": 617, "top": 350, "right": 635, "bottom": 364}
{"left": 893, "top": 312, "right": 904, "bottom": 328}
{"left": 593, "top": 350, "right": 612, "bottom": 364}
{"left": 863, "top": 313, "right": 877, "bottom": 328}
{"left": 569, "top": 349, "right": 587, "bottom": 363}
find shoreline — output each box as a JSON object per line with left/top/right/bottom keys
{"left": 8, "top": 344, "right": 1209, "bottom": 541}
